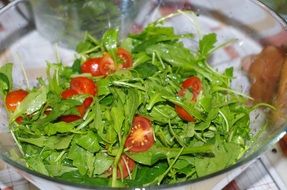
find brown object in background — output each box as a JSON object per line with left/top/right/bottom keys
{"left": 272, "top": 58, "right": 287, "bottom": 124}
{"left": 279, "top": 134, "right": 287, "bottom": 156}
{"left": 243, "top": 45, "right": 287, "bottom": 156}
{"left": 248, "top": 46, "right": 285, "bottom": 103}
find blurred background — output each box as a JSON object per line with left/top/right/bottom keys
{"left": 260, "top": 0, "right": 287, "bottom": 20}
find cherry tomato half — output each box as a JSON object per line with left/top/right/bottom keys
{"left": 59, "top": 115, "right": 82, "bottom": 123}
{"left": 61, "top": 89, "right": 78, "bottom": 99}
{"left": 60, "top": 89, "right": 81, "bottom": 122}
{"left": 15, "top": 116, "right": 24, "bottom": 124}
{"left": 60, "top": 88, "right": 94, "bottom": 123}
{"left": 124, "top": 116, "right": 154, "bottom": 152}
{"left": 176, "top": 76, "right": 202, "bottom": 122}
{"left": 180, "top": 76, "right": 202, "bottom": 99}
{"left": 175, "top": 105, "right": 194, "bottom": 122}
{"left": 81, "top": 57, "right": 102, "bottom": 76}
{"left": 99, "top": 53, "right": 116, "bottom": 75}
{"left": 117, "top": 154, "right": 135, "bottom": 179}
{"left": 117, "top": 48, "right": 133, "bottom": 68}
{"left": 5, "top": 89, "right": 28, "bottom": 112}
{"left": 70, "top": 77, "right": 97, "bottom": 96}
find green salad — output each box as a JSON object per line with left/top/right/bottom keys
{"left": 0, "top": 15, "right": 259, "bottom": 187}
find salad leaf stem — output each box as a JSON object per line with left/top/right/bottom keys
{"left": 111, "top": 81, "right": 146, "bottom": 91}
{"left": 155, "top": 51, "right": 166, "bottom": 69}
{"left": 157, "top": 148, "right": 183, "bottom": 185}
{"left": 213, "top": 86, "right": 253, "bottom": 100}
{"left": 10, "top": 128, "right": 24, "bottom": 156}
{"left": 76, "top": 112, "right": 95, "bottom": 130}
{"left": 219, "top": 110, "right": 230, "bottom": 132}
{"left": 168, "top": 120, "right": 186, "bottom": 147}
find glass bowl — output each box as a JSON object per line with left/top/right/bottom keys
{"left": 0, "top": 0, "right": 287, "bottom": 189}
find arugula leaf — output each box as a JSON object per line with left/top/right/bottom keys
{"left": 125, "top": 162, "right": 168, "bottom": 186}
{"left": 194, "top": 136, "right": 243, "bottom": 177}
{"left": 130, "top": 25, "right": 192, "bottom": 52}
{"left": 68, "top": 144, "right": 94, "bottom": 176}
{"left": 0, "top": 73, "right": 10, "bottom": 98}
{"left": 94, "top": 153, "right": 113, "bottom": 175}
{"left": 126, "top": 144, "right": 214, "bottom": 166}
{"left": 26, "top": 156, "right": 49, "bottom": 175}
{"left": 57, "top": 171, "right": 110, "bottom": 186}
{"left": 46, "top": 164, "right": 77, "bottom": 177}
{"left": 111, "top": 103, "right": 125, "bottom": 137}
{"left": 19, "top": 135, "right": 74, "bottom": 150}
{"left": 146, "top": 43, "right": 196, "bottom": 70}
{"left": 44, "top": 151, "right": 77, "bottom": 176}
{"left": 102, "top": 28, "right": 118, "bottom": 59}
{"left": 133, "top": 62, "right": 159, "bottom": 79}
{"left": 198, "top": 33, "right": 217, "bottom": 59}
{"left": 0, "top": 63, "right": 13, "bottom": 97}
{"left": 44, "top": 122, "right": 77, "bottom": 136}
{"left": 74, "top": 131, "right": 100, "bottom": 153}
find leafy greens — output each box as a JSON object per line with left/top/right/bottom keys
{"left": 0, "top": 14, "right": 258, "bottom": 188}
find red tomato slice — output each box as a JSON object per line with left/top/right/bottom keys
{"left": 175, "top": 105, "right": 194, "bottom": 122}
{"left": 117, "top": 154, "right": 135, "bottom": 179}
{"left": 181, "top": 76, "right": 202, "bottom": 99}
{"left": 117, "top": 48, "right": 133, "bottom": 68}
{"left": 124, "top": 116, "right": 154, "bottom": 152}
{"left": 70, "top": 77, "right": 97, "bottom": 96}
{"left": 59, "top": 115, "right": 82, "bottom": 123}
{"left": 15, "top": 116, "right": 24, "bottom": 124}
{"left": 60, "top": 88, "right": 93, "bottom": 122}
{"left": 61, "top": 89, "right": 78, "bottom": 99}
{"left": 83, "top": 97, "right": 93, "bottom": 108}
{"left": 176, "top": 76, "right": 202, "bottom": 122}
{"left": 5, "top": 89, "right": 28, "bottom": 111}
{"left": 81, "top": 57, "right": 102, "bottom": 76}
{"left": 99, "top": 53, "right": 116, "bottom": 75}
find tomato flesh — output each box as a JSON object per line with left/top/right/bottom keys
{"left": 175, "top": 105, "right": 194, "bottom": 122}
{"left": 117, "top": 48, "right": 133, "bottom": 68}
{"left": 60, "top": 79, "right": 95, "bottom": 123}
{"left": 125, "top": 116, "right": 154, "bottom": 152}
{"left": 81, "top": 57, "right": 102, "bottom": 76}
{"left": 59, "top": 115, "right": 82, "bottom": 123}
{"left": 61, "top": 89, "right": 87, "bottom": 115}
{"left": 61, "top": 89, "right": 78, "bottom": 99}
{"left": 180, "top": 76, "right": 202, "bottom": 100}
{"left": 5, "top": 89, "right": 28, "bottom": 111}
{"left": 70, "top": 76, "right": 96, "bottom": 96}
{"left": 99, "top": 53, "right": 116, "bottom": 75}
{"left": 15, "top": 116, "right": 24, "bottom": 124}
{"left": 117, "top": 154, "right": 135, "bottom": 179}
{"left": 176, "top": 76, "right": 202, "bottom": 122}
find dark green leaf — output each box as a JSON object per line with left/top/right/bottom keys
{"left": 74, "top": 131, "right": 101, "bottom": 153}
{"left": 68, "top": 144, "right": 94, "bottom": 176}
{"left": 126, "top": 144, "right": 214, "bottom": 166}
{"left": 94, "top": 153, "right": 113, "bottom": 175}
{"left": 133, "top": 62, "right": 159, "bottom": 79}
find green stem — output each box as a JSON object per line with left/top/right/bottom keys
{"left": 213, "top": 86, "right": 253, "bottom": 100}
{"left": 157, "top": 148, "right": 184, "bottom": 185}
{"left": 168, "top": 120, "right": 186, "bottom": 147}
{"left": 219, "top": 110, "right": 229, "bottom": 132}
{"left": 111, "top": 81, "right": 146, "bottom": 91}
